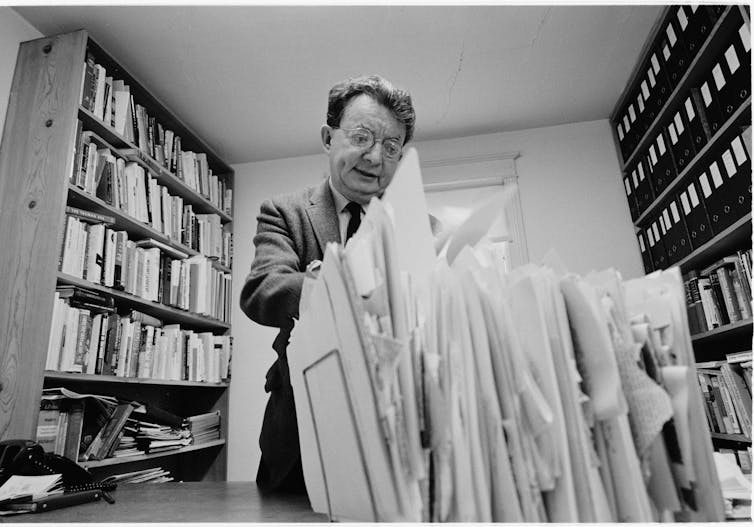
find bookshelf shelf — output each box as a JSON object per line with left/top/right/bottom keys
{"left": 675, "top": 213, "right": 752, "bottom": 273}
{"left": 67, "top": 186, "right": 232, "bottom": 273}
{"left": 691, "top": 317, "right": 753, "bottom": 343}
{"left": 57, "top": 273, "right": 231, "bottom": 330}
{"left": 81, "top": 439, "right": 226, "bottom": 469}
{"left": 0, "top": 30, "right": 233, "bottom": 482}
{"left": 44, "top": 371, "right": 229, "bottom": 388}
{"left": 709, "top": 432, "right": 752, "bottom": 444}
{"left": 632, "top": 99, "right": 751, "bottom": 227}
{"left": 615, "top": 5, "right": 739, "bottom": 170}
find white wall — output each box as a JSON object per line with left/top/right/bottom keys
{"left": 0, "top": 7, "right": 42, "bottom": 139}
{"left": 228, "top": 117, "right": 643, "bottom": 481}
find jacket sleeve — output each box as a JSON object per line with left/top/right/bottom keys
{"left": 239, "top": 197, "right": 305, "bottom": 328}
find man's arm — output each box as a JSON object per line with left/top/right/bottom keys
{"left": 239, "top": 198, "right": 305, "bottom": 328}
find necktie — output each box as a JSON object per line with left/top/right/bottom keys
{"left": 345, "top": 201, "right": 362, "bottom": 242}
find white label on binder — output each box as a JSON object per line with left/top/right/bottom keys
{"left": 691, "top": 5, "right": 698, "bottom": 12}
{"left": 741, "top": 24, "right": 751, "bottom": 52}
{"left": 657, "top": 134, "right": 666, "bottom": 155}
{"left": 709, "top": 161, "right": 723, "bottom": 188}
{"left": 701, "top": 82, "right": 712, "bottom": 106}
{"left": 625, "top": 177, "right": 632, "bottom": 195}
{"left": 722, "top": 149, "right": 737, "bottom": 177}
{"left": 648, "top": 227, "right": 655, "bottom": 246}
{"left": 667, "top": 25, "right": 677, "bottom": 46}
{"left": 725, "top": 45, "right": 740, "bottom": 74}
{"left": 674, "top": 112, "right": 685, "bottom": 134}
{"left": 688, "top": 182, "right": 700, "bottom": 207}
{"left": 653, "top": 221, "right": 661, "bottom": 239}
{"left": 663, "top": 44, "right": 671, "bottom": 61}
{"left": 669, "top": 122, "right": 679, "bottom": 144}
{"left": 677, "top": 7, "right": 688, "bottom": 30}
{"left": 671, "top": 201, "right": 681, "bottom": 223}
{"left": 731, "top": 136, "right": 747, "bottom": 165}
{"left": 650, "top": 145, "right": 658, "bottom": 164}
{"left": 681, "top": 191, "right": 691, "bottom": 215}
{"left": 624, "top": 115, "right": 630, "bottom": 131}
{"left": 639, "top": 233, "right": 646, "bottom": 252}
{"left": 651, "top": 54, "right": 661, "bottom": 74}
{"left": 685, "top": 97, "right": 696, "bottom": 120}
{"left": 617, "top": 123, "right": 624, "bottom": 140}
{"left": 632, "top": 170, "right": 639, "bottom": 187}
{"left": 648, "top": 68, "right": 657, "bottom": 87}
{"left": 713, "top": 63, "right": 726, "bottom": 90}
{"left": 642, "top": 80, "right": 650, "bottom": 98}
{"left": 699, "top": 173, "right": 712, "bottom": 198}
{"left": 629, "top": 104, "right": 636, "bottom": 122}
{"left": 663, "top": 209, "right": 671, "bottom": 229}
{"left": 637, "top": 94, "right": 645, "bottom": 112}
{"left": 638, "top": 162, "right": 645, "bottom": 180}
{"left": 659, "top": 216, "right": 667, "bottom": 235}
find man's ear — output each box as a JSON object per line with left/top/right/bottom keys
{"left": 320, "top": 125, "right": 333, "bottom": 152}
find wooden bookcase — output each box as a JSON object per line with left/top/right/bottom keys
{"left": 610, "top": 6, "right": 751, "bottom": 458}
{"left": 0, "top": 30, "right": 234, "bottom": 482}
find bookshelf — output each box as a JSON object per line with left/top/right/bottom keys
{"left": 0, "top": 30, "right": 234, "bottom": 482}
{"left": 610, "top": 4, "right": 752, "bottom": 476}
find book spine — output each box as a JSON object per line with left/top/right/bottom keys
{"left": 721, "top": 363, "right": 753, "bottom": 439}
{"left": 713, "top": 373, "right": 742, "bottom": 434}
{"left": 716, "top": 266, "right": 741, "bottom": 322}
{"left": 707, "top": 272, "right": 731, "bottom": 325}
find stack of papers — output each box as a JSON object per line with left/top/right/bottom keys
{"left": 288, "top": 148, "right": 726, "bottom": 522}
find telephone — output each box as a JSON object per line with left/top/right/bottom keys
{"left": 0, "top": 439, "right": 116, "bottom": 501}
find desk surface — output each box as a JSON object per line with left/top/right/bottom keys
{"left": 3, "top": 481, "right": 327, "bottom": 523}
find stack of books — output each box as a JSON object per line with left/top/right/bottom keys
{"left": 185, "top": 411, "right": 221, "bottom": 444}
{"left": 100, "top": 467, "right": 173, "bottom": 485}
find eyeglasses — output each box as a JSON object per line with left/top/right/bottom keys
{"left": 335, "top": 127, "right": 403, "bottom": 160}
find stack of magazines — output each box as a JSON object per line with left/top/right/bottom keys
{"left": 288, "top": 149, "right": 725, "bottom": 522}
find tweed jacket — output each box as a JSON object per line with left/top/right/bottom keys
{"left": 239, "top": 178, "right": 340, "bottom": 490}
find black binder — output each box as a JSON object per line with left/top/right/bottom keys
{"left": 631, "top": 157, "right": 655, "bottom": 216}
{"left": 646, "top": 130, "right": 678, "bottom": 196}
{"left": 699, "top": 135, "right": 751, "bottom": 235}
{"left": 699, "top": 66, "right": 727, "bottom": 135}
{"left": 623, "top": 173, "right": 639, "bottom": 221}
{"left": 719, "top": 14, "right": 751, "bottom": 117}
{"left": 646, "top": 218, "right": 669, "bottom": 271}
{"left": 660, "top": 198, "right": 693, "bottom": 264}
{"left": 665, "top": 106, "right": 697, "bottom": 171}
{"left": 675, "top": 5, "right": 714, "bottom": 64}
{"left": 659, "top": 15, "right": 691, "bottom": 88}
{"left": 637, "top": 230, "right": 654, "bottom": 274}
{"left": 683, "top": 91, "right": 709, "bottom": 152}
{"left": 677, "top": 174, "right": 714, "bottom": 250}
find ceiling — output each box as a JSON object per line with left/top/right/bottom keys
{"left": 14, "top": 5, "right": 662, "bottom": 165}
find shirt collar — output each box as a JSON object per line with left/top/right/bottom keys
{"left": 328, "top": 177, "right": 368, "bottom": 214}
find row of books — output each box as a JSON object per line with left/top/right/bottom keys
{"left": 80, "top": 52, "right": 232, "bottom": 214}
{"left": 45, "top": 296, "right": 232, "bottom": 383}
{"left": 100, "top": 467, "right": 174, "bottom": 485}
{"left": 636, "top": 127, "right": 750, "bottom": 273}
{"left": 696, "top": 350, "right": 752, "bottom": 440}
{"left": 616, "top": 5, "right": 747, "bottom": 162}
{"left": 59, "top": 211, "right": 232, "bottom": 322}
{"left": 684, "top": 249, "right": 752, "bottom": 334}
{"left": 71, "top": 130, "right": 233, "bottom": 262}
{"left": 36, "top": 388, "right": 221, "bottom": 464}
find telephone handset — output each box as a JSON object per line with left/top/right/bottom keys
{"left": 0, "top": 439, "right": 116, "bottom": 501}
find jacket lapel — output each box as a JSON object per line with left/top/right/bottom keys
{"left": 306, "top": 179, "right": 340, "bottom": 254}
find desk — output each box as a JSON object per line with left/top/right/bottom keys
{"left": 3, "top": 482, "right": 327, "bottom": 523}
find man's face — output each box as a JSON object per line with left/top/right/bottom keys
{"left": 322, "top": 94, "right": 406, "bottom": 205}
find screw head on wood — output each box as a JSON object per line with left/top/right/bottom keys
{"left": 43, "top": 44, "right": 52, "bottom": 54}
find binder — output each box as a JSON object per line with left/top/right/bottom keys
{"left": 646, "top": 50, "right": 673, "bottom": 112}
{"left": 623, "top": 173, "right": 639, "bottom": 221}
{"left": 720, "top": 15, "right": 751, "bottom": 116}
{"left": 665, "top": 106, "right": 696, "bottom": 171}
{"left": 677, "top": 175, "right": 714, "bottom": 250}
{"left": 631, "top": 157, "right": 654, "bottom": 216}
{"left": 699, "top": 65, "right": 727, "bottom": 135}
{"left": 639, "top": 72, "right": 660, "bottom": 129}
{"left": 660, "top": 198, "right": 692, "bottom": 264}
{"left": 682, "top": 91, "right": 709, "bottom": 152}
{"left": 659, "top": 15, "right": 690, "bottom": 88}
{"left": 646, "top": 130, "right": 677, "bottom": 196}
{"left": 636, "top": 230, "right": 653, "bottom": 274}
{"left": 713, "top": 134, "right": 752, "bottom": 230}
{"left": 646, "top": 219, "right": 668, "bottom": 271}
{"left": 674, "top": 5, "right": 714, "bottom": 64}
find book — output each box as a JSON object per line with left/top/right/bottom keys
{"left": 63, "top": 400, "right": 85, "bottom": 462}
{"left": 83, "top": 402, "right": 136, "bottom": 461}
{"left": 36, "top": 397, "right": 64, "bottom": 453}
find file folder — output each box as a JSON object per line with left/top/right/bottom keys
{"left": 677, "top": 175, "right": 714, "bottom": 250}
{"left": 675, "top": 5, "right": 714, "bottom": 64}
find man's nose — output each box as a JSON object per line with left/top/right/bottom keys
{"left": 362, "top": 141, "right": 383, "bottom": 164}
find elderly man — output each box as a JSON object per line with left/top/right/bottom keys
{"left": 240, "top": 75, "right": 417, "bottom": 492}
